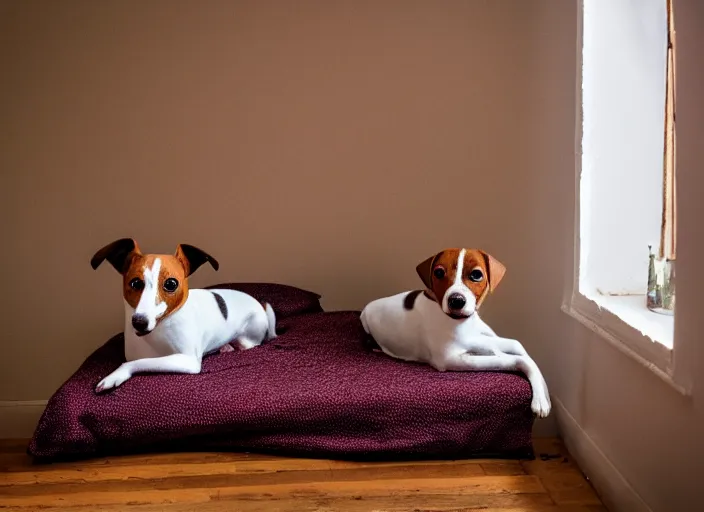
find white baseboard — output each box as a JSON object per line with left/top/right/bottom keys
{"left": 0, "top": 400, "right": 47, "bottom": 439}
{"left": 553, "top": 396, "right": 652, "bottom": 512}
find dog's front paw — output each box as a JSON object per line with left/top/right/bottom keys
{"left": 531, "top": 388, "right": 551, "bottom": 418}
{"left": 96, "top": 365, "right": 132, "bottom": 393}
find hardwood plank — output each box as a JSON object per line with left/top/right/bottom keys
{"left": 0, "top": 475, "right": 546, "bottom": 508}
{"left": 0, "top": 493, "right": 557, "bottom": 512}
{"left": 1, "top": 457, "right": 496, "bottom": 484}
{"left": 521, "top": 450, "right": 601, "bottom": 506}
{"left": 1, "top": 450, "right": 495, "bottom": 473}
{"left": 0, "top": 461, "right": 487, "bottom": 492}
{"left": 1, "top": 451, "right": 287, "bottom": 472}
{"left": 521, "top": 445, "right": 581, "bottom": 478}
{"left": 1, "top": 498, "right": 607, "bottom": 512}
{"left": 533, "top": 472, "right": 603, "bottom": 506}
{"left": 480, "top": 461, "right": 526, "bottom": 476}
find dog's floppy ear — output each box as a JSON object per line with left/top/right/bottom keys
{"left": 415, "top": 252, "right": 440, "bottom": 290}
{"left": 480, "top": 250, "right": 506, "bottom": 292}
{"left": 91, "top": 238, "right": 141, "bottom": 274}
{"left": 175, "top": 244, "right": 220, "bottom": 276}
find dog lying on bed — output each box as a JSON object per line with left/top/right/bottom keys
{"left": 360, "top": 248, "right": 550, "bottom": 417}
{"left": 90, "top": 238, "right": 277, "bottom": 393}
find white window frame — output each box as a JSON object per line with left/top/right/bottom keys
{"left": 563, "top": 0, "right": 690, "bottom": 396}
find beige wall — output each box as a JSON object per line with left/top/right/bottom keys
{"left": 2, "top": 1, "right": 703, "bottom": 510}
{"left": 0, "top": 0, "right": 571, "bottom": 403}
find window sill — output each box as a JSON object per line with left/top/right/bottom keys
{"left": 562, "top": 291, "right": 689, "bottom": 396}
{"left": 589, "top": 294, "right": 673, "bottom": 349}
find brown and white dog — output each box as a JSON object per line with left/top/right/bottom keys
{"left": 90, "top": 238, "right": 276, "bottom": 392}
{"left": 360, "top": 248, "right": 550, "bottom": 417}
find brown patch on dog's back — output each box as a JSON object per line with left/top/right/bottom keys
{"left": 212, "top": 292, "right": 228, "bottom": 320}
{"left": 403, "top": 290, "right": 423, "bottom": 310}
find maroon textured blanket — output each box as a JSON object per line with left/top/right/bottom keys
{"left": 29, "top": 311, "right": 535, "bottom": 462}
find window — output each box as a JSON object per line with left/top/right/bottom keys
{"left": 564, "top": 0, "right": 682, "bottom": 391}
{"left": 657, "top": 0, "right": 677, "bottom": 277}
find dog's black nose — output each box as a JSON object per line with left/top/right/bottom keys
{"left": 131, "top": 314, "right": 149, "bottom": 333}
{"left": 447, "top": 294, "right": 466, "bottom": 310}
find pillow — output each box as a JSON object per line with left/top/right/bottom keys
{"left": 205, "top": 282, "right": 323, "bottom": 318}
{"left": 28, "top": 311, "right": 535, "bottom": 462}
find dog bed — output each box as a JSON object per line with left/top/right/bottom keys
{"left": 28, "top": 284, "right": 536, "bottom": 462}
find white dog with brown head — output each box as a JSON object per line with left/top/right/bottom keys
{"left": 90, "top": 238, "right": 277, "bottom": 393}
{"left": 360, "top": 247, "right": 550, "bottom": 417}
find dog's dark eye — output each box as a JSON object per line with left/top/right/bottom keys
{"left": 129, "top": 278, "right": 145, "bottom": 291}
{"left": 469, "top": 269, "right": 484, "bottom": 282}
{"left": 433, "top": 266, "right": 446, "bottom": 279}
{"left": 163, "top": 278, "right": 179, "bottom": 293}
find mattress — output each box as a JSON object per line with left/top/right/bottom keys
{"left": 29, "top": 305, "right": 535, "bottom": 462}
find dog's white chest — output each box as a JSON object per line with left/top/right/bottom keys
{"left": 122, "top": 292, "right": 218, "bottom": 360}
{"left": 124, "top": 303, "right": 198, "bottom": 360}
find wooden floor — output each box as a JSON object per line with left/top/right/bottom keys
{"left": 0, "top": 438, "right": 605, "bottom": 511}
